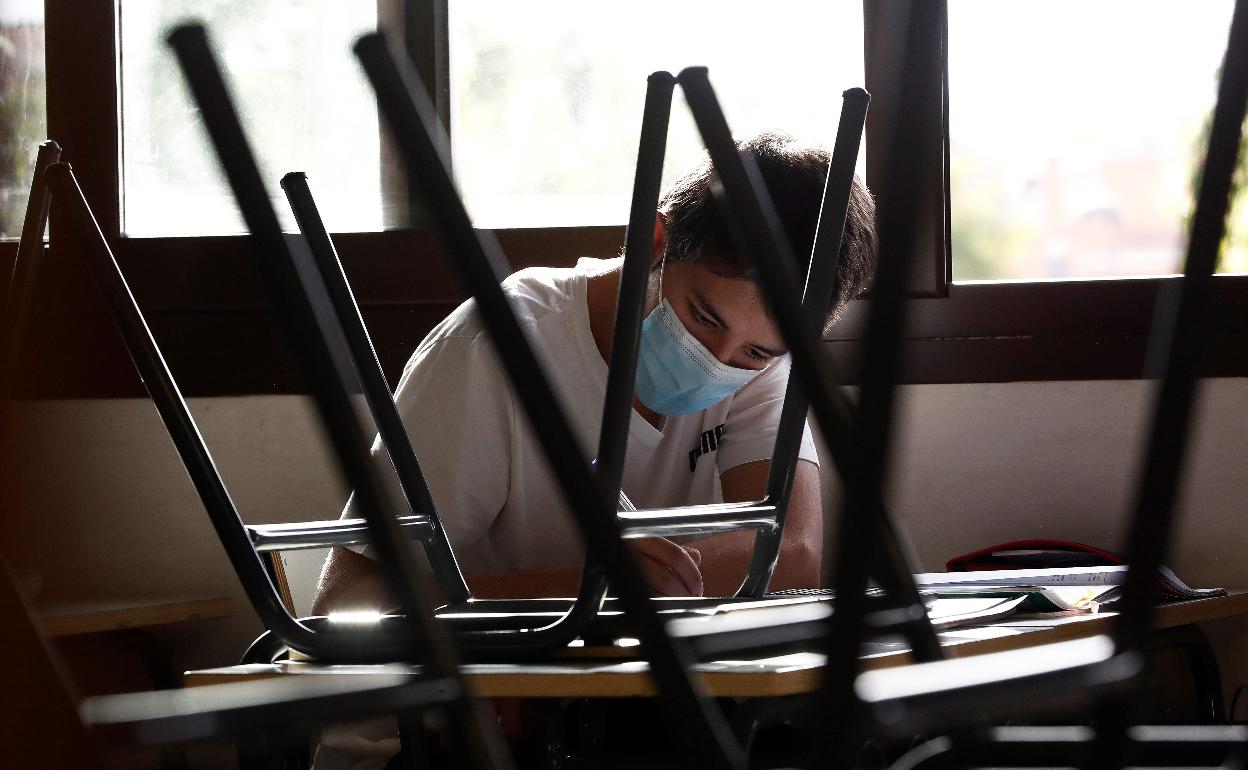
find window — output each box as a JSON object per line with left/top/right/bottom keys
{"left": 7, "top": 1, "right": 1245, "bottom": 399}
{"left": 948, "top": 0, "right": 1245, "bottom": 280}
{"left": 450, "top": 1, "right": 864, "bottom": 228}
{"left": 0, "top": 0, "right": 45, "bottom": 240}
{"left": 119, "top": 2, "right": 867, "bottom": 234}
{"left": 119, "top": 0, "right": 384, "bottom": 235}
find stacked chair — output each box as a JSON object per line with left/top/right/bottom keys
{"left": 2, "top": 111, "right": 510, "bottom": 770}
{"left": 670, "top": 0, "right": 1248, "bottom": 764}
{"left": 5, "top": 0, "right": 1248, "bottom": 764}
{"left": 256, "top": 55, "right": 941, "bottom": 663}
{"left": 177, "top": 18, "right": 939, "bottom": 673}
{"left": 1, "top": 552, "right": 500, "bottom": 767}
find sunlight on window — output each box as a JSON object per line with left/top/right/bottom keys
{"left": 450, "top": 2, "right": 864, "bottom": 229}
{"left": 120, "top": 1, "right": 382, "bottom": 236}
{"left": 0, "top": 0, "right": 45, "bottom": 240}
{"left": 949, "top": 1, "right": 1244, "bottom": 281}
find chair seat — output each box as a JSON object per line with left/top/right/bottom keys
{"left": 252, "top": 592, "right": 922, "bottom": 664}
{"left": 246, "top": 516, "right": 435, "bottom": 552}
{"left": 82, "top": 673, "right": 460, "bottom": 747}
{"left": 855, "top": 635, "right": 1143, "bottom": 738}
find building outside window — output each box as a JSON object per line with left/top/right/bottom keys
{"left": 0, "top": 0, "right": 45, "bottom": 240}
{"left": 949, "top": 0, "right": 1245, "bottom": 280}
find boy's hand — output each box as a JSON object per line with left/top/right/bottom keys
{"left": 628, "top": 537, "right": 704, "bottom": 597}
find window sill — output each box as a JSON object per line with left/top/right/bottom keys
{"left": 6, "top": 234, "right": 1245, "bottom": 398}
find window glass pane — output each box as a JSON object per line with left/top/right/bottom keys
{"left": 120, "top": 1, "right": 382, "bottom": 236}
{"left": 0, "top": 0, "right": 45, "bottom": 240}
{"left": 949, "top": 1, "right": 1244, "bottom": 280}
{"left": 450, "top": 2, "right": 864, "bottom": 229}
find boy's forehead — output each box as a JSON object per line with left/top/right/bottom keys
{"left": 680, "top": 263, "right": 787, "bottom": 350}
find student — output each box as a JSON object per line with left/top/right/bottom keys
{"left": 311, "top": 131, "right": 876, "bottom": 612}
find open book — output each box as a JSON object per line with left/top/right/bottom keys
{"left": 754, "top": 567, "right": 1224, "bottom": 634}
{"left": 928, "top": 584, "right": 1119, "bottom": 614}
{"left": 915, "top": 565, "right": 1225, "bottom": 614}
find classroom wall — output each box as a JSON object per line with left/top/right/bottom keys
{"left": 3, "top": 378, "right": 1245, "bottom": 705}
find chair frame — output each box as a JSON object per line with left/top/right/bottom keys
{"left": 9, "top": 0, "right": 1243, "bottom": 763}
{"left": 0, "top": 549, "right": 482, "bottom": 765}
{"left": 351, "top": 24, "right": 963, "bottom": 765}
{"left": 265, "top": 73, "right": 893, "bottom": 655}
{"left": 354, "top": 34, "right": 748, "bottom": 770}
{"left": 0, "top": 140, "right": 60, "bottom": 437}
{"left": 165, "top": 22, "right": 514, "bottom": 768}
{"left": 646, "top": 0, "right": 1248, "bottom": 765}
{"left": 8, "top": 24, "right": 516, "bottom": 769}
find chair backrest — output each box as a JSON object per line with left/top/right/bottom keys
{"left": 1, "top": 140, "right": 61, "bottom": 439}
{"left": 273, "top": 66, "right": 881, "bottom": 684}
{"left": 675, "top": 58, "right": 944, "bottom": 763}
{"left": 681, "top": 0, "right": 1248, "bottom": 763}
{"left": 271, "top": 68, "right": 669, "bottom": 657}
{"left": 0, "top": 23, "right": 524, "bottom": 769}
{"left": 8, "top": 138, "right": 380, "bottom": 672}
{"left": 43, "top": 163, "right": 335, "bottom": 659}
{"left": 166, "top": 23, "right": 513, "bottom": 770}
{"left": 354, "top": 33, "right": 748, "bottom": 770}
{"left": 272, "top": 65, "right": 872, "bottom": 655}
{"left": 738, "top": 87, "right": 871, "bottom": 598}
{"left": 676, "top": 65, "right": 945, "bottom": 672}
{"left": 591, "top": 80, "right": 878, "bottom": 600}
{"left": 349, "top": 25, "right": 928, "bottom": 768}
{"left": 278, "top": 171, "right": 471, "bottom": 604}
{"left": 1088, "top": 0, "right": 1248, "bottom": 761}
{"left": 572, "top": 69, "right": 677, "bottom": 626}
{"left": 0, "top": 154, "right": 477, "bottom": 757}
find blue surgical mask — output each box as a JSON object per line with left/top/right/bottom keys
{"left": 635, "top": 285, "right": 761, "bottom": 416}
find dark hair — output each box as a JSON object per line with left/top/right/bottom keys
{"left": 658, "top": 130, "right": 877, "bottom": 331}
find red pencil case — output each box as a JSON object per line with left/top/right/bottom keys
{"left": 946, "top": 539, "right": 1123, "bottom": 572}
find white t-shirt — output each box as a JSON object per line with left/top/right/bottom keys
{"left": 349, "top": 257, "right": 817, "bottom": 576}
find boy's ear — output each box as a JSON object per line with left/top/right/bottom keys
{"left": 651, "top": 212, "right": 667, "bottom": 268}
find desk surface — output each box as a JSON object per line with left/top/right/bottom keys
{"left": 184, "top": 590, "right": 1248, "bottom": 699}
{"left": 35, "top": 597, "right": 233, "bottom": 637}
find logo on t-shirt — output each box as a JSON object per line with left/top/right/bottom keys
{"left": 688, "top": 423, "right": 726, "bottom": 472}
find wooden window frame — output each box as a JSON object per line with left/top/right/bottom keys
{"left": 4, "top": 0, "right": 1245, "bottom": 399}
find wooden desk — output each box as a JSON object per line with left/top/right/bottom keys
{"left": 34, "top": 597, "right": 233, "bottom": 637}
{"left": 184, "top": 591, "right": 1248, "bottom": 699}
{"left": 37, "top": 596, "right": 233, "bottom": 697}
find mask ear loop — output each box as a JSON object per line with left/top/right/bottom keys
{"left": 657, "top": 254, "right": 667, "bottom": 305}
